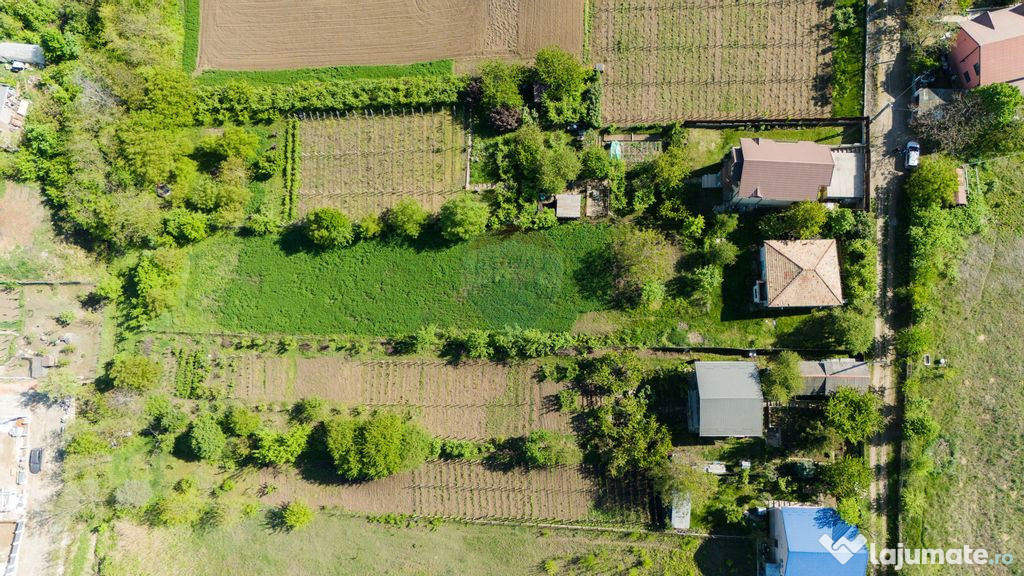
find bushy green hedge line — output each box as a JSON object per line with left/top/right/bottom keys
{"left": 194, "top": 76, "right": 466, "bottom": 125}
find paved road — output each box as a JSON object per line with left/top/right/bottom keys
{"left": 865, "top": 0, "right": 910, "bottom": 558}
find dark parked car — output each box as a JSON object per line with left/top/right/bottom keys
{"left": 28, "top": 448, "right": 42, "bottom": 474}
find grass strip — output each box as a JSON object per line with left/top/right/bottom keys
{"left": 196, "top": 60, "right": 455, "bottom": 86}
{"left": 831, "top": 0, "right": 867, "bottom": 117}
{"left": 182, "top": 0, "right": 200, "bottom": 75}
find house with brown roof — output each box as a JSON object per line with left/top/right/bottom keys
{"left": 950, "top": 4, "right": 1024, "bottom": 91}
{"left": 798, "top": 359, "right": 871, "bottom": 396}
{"left": 720, "top": 138, "right": 864, "bottom": 208}
{"left": 754, "top": 240, "right": 844, "bottom": 308}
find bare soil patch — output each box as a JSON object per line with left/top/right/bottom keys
{"left": 198, "top": 0, "right": 583, "bottom": 71}
{"left": 252, "top": 461, "right": 633, "bottom": 523}
{"left": 20, "top": 285, "right": 103, "bottom": 379}
{"left": 221, "top": 356, "right": 571, "bottom": 439}
{"left": 592, "top": 0, "right": 833, "bottom": 124}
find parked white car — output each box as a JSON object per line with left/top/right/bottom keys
{"left": 904, "top": 140, "right": 921, "bottom": 169}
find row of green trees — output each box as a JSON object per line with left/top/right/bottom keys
{"left": 299, "top": 193, "right": 491, "bottom": 249}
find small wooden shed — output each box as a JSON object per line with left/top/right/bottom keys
{"left": 555, "top": 194, "right": 583, "bottom": 219}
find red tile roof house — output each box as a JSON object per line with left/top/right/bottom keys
{"left": 720, "top": 138, "right": 864, "bottom": 208}
{"left": 754, "top": 240, "right": 844, "bottom": 308}
{"left": 950, "top": 4, "right": 1024, "bottom": 92}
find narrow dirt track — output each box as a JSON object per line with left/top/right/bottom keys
{"left": 865, "top": 0, "right": 909, "bottom": 562}
{"left": 198, "top": 0, "right": 583, "bottom": 71}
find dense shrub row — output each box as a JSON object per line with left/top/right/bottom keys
{"left": 283, "top": 118, "right": 300, "bottom": 220}
{"left": 194, "top": 77, "right": 465, "bottom": 126}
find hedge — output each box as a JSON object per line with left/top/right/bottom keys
{"left": 195, "top": 76, "right": 466, "bottom": 125}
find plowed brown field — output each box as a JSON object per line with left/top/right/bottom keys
{"left": 254, "top": 461, "right": 657, "bottom": 525}
{"left": 198, "top": 0, "right": 584, "bottom": 71}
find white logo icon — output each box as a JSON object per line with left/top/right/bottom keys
{"left": 819, "top": 532, "right": 868, "bottom": 565}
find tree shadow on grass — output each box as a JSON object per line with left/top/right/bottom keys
{"left": 277, "top": 224, "right": 313, "bottom": 256}
{"left": 694, "top": 531, "right": 757, "bottom": 575}
{"left": 572, "top": 246, "right": 615, "bottom": 303}
{"left": 774, "top": 312, "right": 833, "bottom": 349}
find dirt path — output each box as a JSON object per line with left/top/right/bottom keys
{"left": 865, "top": 0, "right": 909, "bottom": 560}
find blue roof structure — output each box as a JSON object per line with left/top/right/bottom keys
{"left": 780, "top": 507, "right": 869, "bottom": 576}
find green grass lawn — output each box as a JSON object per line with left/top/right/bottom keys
{"left": 102, "top": 514, "right": 754, "bottom": 576}
{"left": 195, "top": 60, "right": 454, "bottom": 86}
{"left": 150, "top": 223, "right": 615, "bottom": 336}
{"left": 181, "top": 0, "right": 199, "bottom": 74}
{"left": 900, "top": 157, "right": 1024, "bottom": 572}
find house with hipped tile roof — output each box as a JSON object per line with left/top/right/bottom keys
{"left": 755, "top": 240, "right": 844, "bottom": 308}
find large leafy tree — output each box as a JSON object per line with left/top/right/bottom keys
{"left": 250, "top": 425, "right": 312, "bottom": 467}
{"left": 911, "top": 84, "right": 1024, "bottom": 159}
{"left": 123, "top": 248, "right": 185, "bottom": 322}
{"left": 820, "top": 456, "right": 871, "bottom": 499}
{"left": 906, "top": 154, "right": 958, "bottom": 209}
{"left": 498, "top": 124, "right": 581, "bottom": 201}
{"left": 324, "top": 412, "right": 433, "bottom": 481}
{"left": 581, "top": 394, "right": 671, "bottom": 478}
{"left": 825, "top": 388, "right": 884, "bottom": 445}
{"left": 761, "top": 351, "right": 803, "bottom": 404}
{"left": 609, "top": 225, "right": 673, "bottom": 308}
{"left": 305, "top": 207, "right": 354, "bottom": 248}
{"left": 534, "top": 46, "right": 588, "bottom": 125}
{"left": 439, "top": 194, "right": 490, "bottom": 241}
{"left": 578, "top": 351, "right": 646, "bottom": 396}
{"left": 187, "top": 412, "right": 227, "bottom": 461}
{"left": 108, "top": 353, "right": 162, "bottom": 392}
{"left": 479, "top": 60, "right": 527, "bottom": 132}
{"left": 760, "top": 201, "right": 828, "bottom": 239}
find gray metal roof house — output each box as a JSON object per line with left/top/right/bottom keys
{"left": 0, "top": 43, "right": 45, "bottom": 68}
{"left": 798, "top": 359, "right": 871, "bottom": 396}
{"left": 689, "top": 361, "right": 764, "bottom": 437}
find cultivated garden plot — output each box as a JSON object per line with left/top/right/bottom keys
{"left": 591, "top": 0, "right": 834, "bottom": 124}
{"left": 613, "top": 140, "right": 664, "bottom": 166}
{"left": 197, "top": 0, "right": 583, "bottom": 71}
{"left": 296, "top": 108, "right": 468, "bottom": 218}
{"left": 254, "top": 461, "right": 656, "bottom": 525}
{"left": 167, "top": 354, "right": 572, "bottom": 440}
